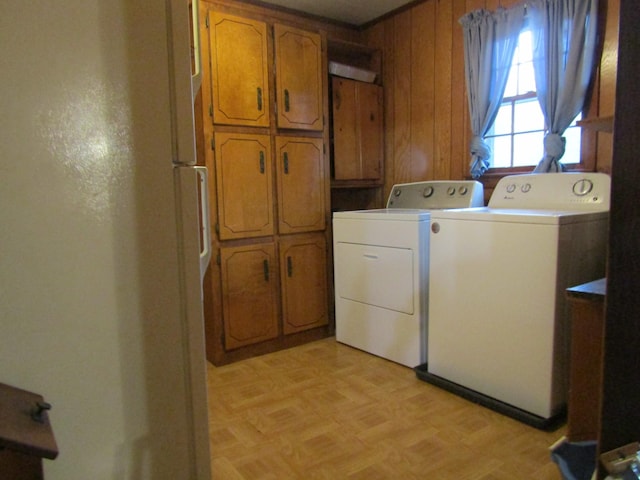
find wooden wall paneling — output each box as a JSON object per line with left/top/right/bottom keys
{"left": 451, "top": 0, "right": 468, "bottom": 180}
{"left": 393, "top": 11, "right": 414, "bottom": 185}
{"left": 595, "top": 0, "right": 618, "bottom": 174}
{"left": 384, "top": 22, "right": 397, "bottom": 199}
{"left": 434, "top": 0, "right": 453, "bottom": 180}
{"left": 361, "top": 22, "right": 387, "bottom": 207}
{"left": 410, "top": 2, "right": 435, "bottom": 181}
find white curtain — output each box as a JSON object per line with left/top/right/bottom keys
{"left": 529, "top": 0, "right": 600, "bottom": 172}
{"left": 460, "top": 6, "right": 526, "bottom": 179}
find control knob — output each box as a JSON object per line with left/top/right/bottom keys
{"left": 573, "top": 179, "right": 594, "bottom": 196}
{"left": 423, "top": 186, "right": 434, "bottom": 198}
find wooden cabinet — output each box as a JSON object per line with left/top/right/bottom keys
{"left": 274, "top": 24, "right": 323, "bottom": 131}
{"left": 0, "top": 383, "right": 58, "bottom": 480}
{"left": 220, "top": 243, "right": 279, "bottom": 350}
{"left": 331, "top": 77, "right": 383, "bottom": 181}
{"left": 275, "top": 136, "right": 325, "bottom": 234}
{"left": 207, "top": 12, "right": 270, "bottom": 127}
{"left": 280, "top": 234, "right": 328, "bottom": 334}
{"left": 200, "top": 3, "right": 332, "bottom": 364}
{"left": 214, "top": 132, "right": 273, "bottom": 240}
{"left": 566, "top": 278, "right": 606, "bottom": 442}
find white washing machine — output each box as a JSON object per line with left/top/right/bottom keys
{"left": 417, "top": 172, "right": 610, "bottom": 428}
{"left": 332, "top": 181, "right": 484, "bottom": 367}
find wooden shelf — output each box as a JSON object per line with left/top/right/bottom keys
{"left": 577, "top": 116, "right": 614, "bottom": 132}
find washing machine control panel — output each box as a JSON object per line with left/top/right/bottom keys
{"left": 489, "top": 173, "right": 610, "bottom": 210}
{"left": 387, "top": 180, "right": 484, "bottom": 209}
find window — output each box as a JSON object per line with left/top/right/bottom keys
{"left": 485, "top": 29, "right": 581, "bottom": 170}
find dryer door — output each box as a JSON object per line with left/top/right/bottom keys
{"left": 334, "top": 242, "right": 414, "bottom": 314}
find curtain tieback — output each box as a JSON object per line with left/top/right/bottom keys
{"left": 470, "top": 136, "right": 492, "bottom": 161}
{"left": 544, "top": 133, "right": 566, "bottom": 158}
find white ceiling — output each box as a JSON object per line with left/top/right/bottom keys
{"left": 256, "top": 0, "right": 416, "bottom": 26}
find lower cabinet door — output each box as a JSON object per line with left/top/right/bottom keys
{"left": 220, "top": 243, "right": 279, "bottom": 350}
{"left": 279, "top": 233, "right": 328, "bottom": 334}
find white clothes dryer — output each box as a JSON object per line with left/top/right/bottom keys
{"left": 332, "top": 181, "right": 484, "bottom": 367}
{"left": 417, "top": 172, "right": 610, "bottom": 429}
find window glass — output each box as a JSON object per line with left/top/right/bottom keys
{"left": 513, "top": 98, "right": 545, "bottom": 133}
{"left": 485, "top": 29, "right": 582, "bottom": 170}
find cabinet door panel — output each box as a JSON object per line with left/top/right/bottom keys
{"left": 209, "top": 12, "right": 270, "bottom": 127}
{"left": 275, "top": 136, "right": 325, "bottom": 234}
{"left": 274, "top": 24, "right": 323, "bottom": 131}
{"left": 215, "top": 132, "right": 273, "bottom": 239}
{"left": 357, "top": 82, "right": 383, "bottom": 179}
{"left": 221, "top": 244, "right": 279, "bottom": 350}
{"left": 332, "top": 77, "right": 359, "bottom": 179}
{"left": 331, "top": 77, "right": 383, "bottom": 181}
{"left": 280, "top": 234, "right": 328, "bottom": 334}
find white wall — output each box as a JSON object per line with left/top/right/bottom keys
{"left": 0, "top": 1, "right": 200, "bottom": 478}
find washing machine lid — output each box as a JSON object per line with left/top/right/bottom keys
{"left": 430, "top": 207, "right": 609, "bottom": 225}
{"left": 333, "top": 208, "right": 431, "bottom": 222}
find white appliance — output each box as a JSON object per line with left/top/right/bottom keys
{"left": 419, "top": 173, "right": 610, "bottom": 428}
{"left": 333, "top": 181, "right": 484, "bottom": 367}
{"left": 0, "top": 1, "right": 212, "bottom": 479}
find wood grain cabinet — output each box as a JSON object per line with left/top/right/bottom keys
{"left": 274, "top": 24, "right": 323, "bottom": 131}
{"left": 220, "top": 243, "right": 279, "bottom": 350}
{"left": 199, "top": 3, "right": 332, "bottom": 364}
{"left": 280, "top": 233, "right": 328, "bottom": 334}
{"left": 207, "top": 11, "right": 270, "bottom": 127}
{"left": 331, "top": 77, "right": 383, "bottom": 181}
{"left": 214, "top": 132, "right": 273, "bottom": 240}
{"left": 275, "top": 136, "right": 325, "bottom": 234}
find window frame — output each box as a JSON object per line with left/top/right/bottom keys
{"left": 476, "top": 25, "right": 596, "bottom": 180}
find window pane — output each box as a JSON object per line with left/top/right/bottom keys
{"left": 517, "top": 31, "right": 533, "bottom": 63}
{"left": 493, "top": 104, "right": 512, "bottom": 135}
{"left": 513, "top": 131, "right": 544, "bottom": 166}
{"left": 562, "top": 127, "right": 581, "bottom": 164}
{"left": 513, "top": 99, "right": 544, "bottom": 133}
{"left": 518, "top": 62, "right": 536, "bottom": 94}
{"left": 504, "top": 67, "right": 518, "bottom": 98}
{"left": 491, "top": 135, "right": 512, "bottom": 168}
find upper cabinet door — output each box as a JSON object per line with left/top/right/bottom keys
{"left": 274, "top": 24, "right": 323, "bottom": 131}
{"left": 275, "top": 136, "right": 325, "bottom": 234}
{"left": 209, "top": 12, "right": 270, "bottom": 127}
{"left": 332, "top": 77, "right": 383, "bottom": 181}
{"left": 214, "top": 132, "right": 274, "bottom": 240}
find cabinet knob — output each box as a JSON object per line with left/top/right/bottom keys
{"left": 31, "top": 401, "right": 52, "bottom": 423}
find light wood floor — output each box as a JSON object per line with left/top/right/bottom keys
{"left": 207, "top": 338, "right": 565, "bottom": 479}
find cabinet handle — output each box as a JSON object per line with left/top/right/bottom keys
{"left": 263, "top": 259, "right": 269, "bottom": 281}
{"left": 259, "top": 151, "right": 265, "bottom": 174}
{"left": 283, "top": 152, "right": 289, "bottom": 174}
{"left": 257, "top": 87, "right": 263, "bottom": 111}
{"left": 284, "top": 89, "right": 290, "bottom": 112}
{"left": 287, "top": 256, "right": 293, "bottom": 277}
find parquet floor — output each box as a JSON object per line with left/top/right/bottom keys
{"left": 207, "top": 338, "right": 565, "bottom": 479}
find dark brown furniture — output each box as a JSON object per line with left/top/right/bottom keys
{"left": 566, "top": 278, "right": 606, "bottom": 442}
{"left": 0, "top": 383, "right": 58, "bottom": 479}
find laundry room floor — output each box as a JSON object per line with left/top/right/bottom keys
{"left": 207, "top": 337, "right": 565, "bottom": 479}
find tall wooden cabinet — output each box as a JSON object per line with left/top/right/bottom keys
{"left": 199, "top": 4, "right": 331, "bottom": 364}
